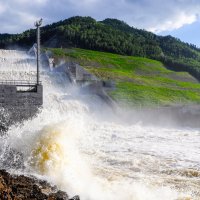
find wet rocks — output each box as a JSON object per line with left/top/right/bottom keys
{"left": 0, "top": 169, "right": 79, "bottom": 200}
{"left": 69, "top": 196, "right": 80, "bottom": 200}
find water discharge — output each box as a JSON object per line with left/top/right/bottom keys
{"left": 0, "top": 50, "right": 200, "bottom": 200}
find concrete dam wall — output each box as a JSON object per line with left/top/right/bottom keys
{"left": 0, "top": 84, "right": 42, "bottom": 127}
{"left": 0, "top": 50, "right": 43, "bottom": 130}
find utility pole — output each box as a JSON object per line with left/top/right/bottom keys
{"left": 34, "top": 18, "right": 42, "bottom": 85}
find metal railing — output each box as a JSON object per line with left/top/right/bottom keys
{"left": 0, "top": 80, "right": 42, "bottom": 86}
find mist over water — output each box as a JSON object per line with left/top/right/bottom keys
{"left": 0, "top": 50, "right": 200, "bottom": 200}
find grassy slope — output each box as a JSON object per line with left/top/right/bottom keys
{"left": 50, "top": 48, "right": 200, "bottom": 107}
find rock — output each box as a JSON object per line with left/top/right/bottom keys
{"left": 69, "top": 195, "right": 80, "bottom": 200}
{"left": 48, "top": 191, "right": 69, "bottom": 200}
{"left": 0, "top": 170, "right": 78, "bottom": 200}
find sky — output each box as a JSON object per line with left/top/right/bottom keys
{"left": 0, "top": 0, "right": 200, "bottom": 46}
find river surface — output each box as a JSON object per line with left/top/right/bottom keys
{"left": 0, "top": 50, "right": 200, "bottom": 200}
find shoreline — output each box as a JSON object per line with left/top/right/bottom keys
{"left": 0, "top": 169, "right": 79, "bottom": 200}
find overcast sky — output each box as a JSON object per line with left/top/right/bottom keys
{"left": 0, "top": 0, "right": 200, "bottom": 46}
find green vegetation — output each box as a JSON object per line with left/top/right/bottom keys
{"left": 1, "top": 16, "right": 200, "bottom": 107}
{"left": 1, "top": 16, "right": 200, "bottom": 80}
{"left": 50, "top": 48, "right": 200, "bottom": 107}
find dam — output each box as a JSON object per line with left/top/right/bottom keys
{"left": 0, "top": 20, "right": 43, "bottom": 130}
{"left": 0, "top": 50, "right": 43, "bottom": 129}
{"left": 0, "top": 80, "right": 42, "bottom": 125}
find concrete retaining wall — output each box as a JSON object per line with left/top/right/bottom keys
{"left": 0, "top": 85, "right": 43, "bottom": 129}
{"left": 56, "top": 61, "right": 116, "bottom": 108}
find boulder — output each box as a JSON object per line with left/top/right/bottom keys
{"left": 0, "top": 170, "right": 77, "bottom": 200}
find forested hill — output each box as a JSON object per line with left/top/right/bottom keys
{"left": 1, "top": 16, "right": 200, "bottom": 80}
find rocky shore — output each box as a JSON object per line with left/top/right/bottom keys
{"left": 0, "top": 170, "right": 79, "bottom": 200}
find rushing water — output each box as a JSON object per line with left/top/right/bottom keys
{"left": 0, "top": 50, "right": 200, "bottom": 200}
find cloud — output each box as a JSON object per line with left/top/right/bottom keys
{"left": 125, "top": 0, "right": 200, "bottom": 33}
{"left": 0, "top": 0, "right": 200, "bottom": 34}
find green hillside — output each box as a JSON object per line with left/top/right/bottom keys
{"left": 50, "top": 48, "right": 200, "bottom": 107}
{"left": 1, "top": 16, "right": 200, "bottom": 107}
{"left": 1, "top": 16, "right": 200, "bottom": 80}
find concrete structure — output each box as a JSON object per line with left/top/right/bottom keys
{"left": 0, "top": 82, "right": 43, "bottom": 129}
{"left": 45, "top": 51, "right": 116, "bottom": 108}
{"left": 0, "top": 20, "right": 43, "bottom": 132}
{"left": 55, "top": 61, "right": 116, "bottom": 108}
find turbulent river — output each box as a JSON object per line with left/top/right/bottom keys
{"left": 0, "top": 50, "right": 200, "bottom": 200}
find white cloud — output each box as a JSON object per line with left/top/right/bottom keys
{"left": 107, "top": 0, "right": 200, "bottom": 33}
{"left": 148, "top": 12, "right": 198, "bottom": 33}
{"left": 0, "top": 0, "right": 200, "bottom": 34}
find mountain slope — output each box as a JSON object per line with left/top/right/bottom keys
{"left": 1, "top": 16, "right": 200, "bottom": 80}
{"left": 50, "top": 48, "right": 200, "bottom": 107}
